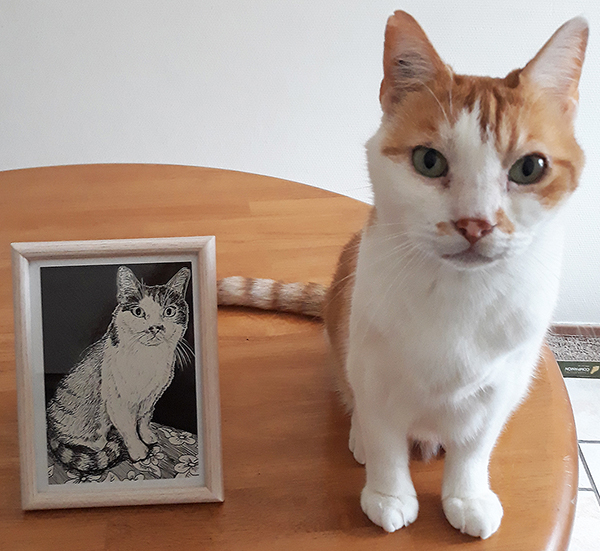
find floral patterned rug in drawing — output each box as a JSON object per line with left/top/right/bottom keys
{"left": 47, "top": 423, "right": 200, "bottom": 484}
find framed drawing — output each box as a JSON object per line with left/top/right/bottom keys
{"left": 11, "top": 237, "right": 222, "bottom": 509}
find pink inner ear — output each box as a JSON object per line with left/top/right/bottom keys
{"left": 520, "top": 17, "right": 588, "bottom": 116}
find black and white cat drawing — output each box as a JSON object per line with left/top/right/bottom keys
{"left": 46, "top": 266, "right": 192, "bottom": 474}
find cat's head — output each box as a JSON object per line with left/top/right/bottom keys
{"left": 368, "top": 11, "right": 588, "bottom": 270}
{"left": 112, "top": 266, "right": 190, "bottom": 347}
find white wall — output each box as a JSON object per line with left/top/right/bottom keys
{"left": 1, "top": 0, "right": 599, "bottom": 323}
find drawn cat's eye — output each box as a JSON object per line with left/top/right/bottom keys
{"left": 131, "top": 306, "right": 145, "bottom": 318}
{"left": 163, "top": 306, "right": 177, "bottom": 317}
{"left": 508, "top": 154, "right": 546, "bottom": 185}
{"left": 412, "top": 147, "right": 448, "bottom": 178}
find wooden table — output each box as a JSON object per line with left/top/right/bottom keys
{"left": 0, "top": 164, "right": 577, "bottom": 550}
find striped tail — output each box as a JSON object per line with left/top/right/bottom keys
{"left": 217, "top": 277, "right": 327, "bottom": 318}
{"left": 49, "top": 431, "right": 123, "bottom": 474}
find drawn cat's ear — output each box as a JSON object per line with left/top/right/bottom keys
{"left": 116, "top": 266, "right": 142, "bottom": 303}
{"left": 521, "top": 17, "right": 588, "bottom": 119}
{"left": 166, "top": 268, "right": 190, "bottom": 297}
{"left": 379, "top": 11, "right": 448, "bottom": 115}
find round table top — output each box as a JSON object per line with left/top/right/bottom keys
{"left": 0, "top": 164, "right": 577, "bottom": 550}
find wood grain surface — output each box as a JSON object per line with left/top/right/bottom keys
{"left": 0, "top": 164, "right": 577, "bottom": 550}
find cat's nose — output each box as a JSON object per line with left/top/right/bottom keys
{"left": 149, "top": 325, "right": 165, "bottom": 336}
{"left": 454, "top": 218, "right": 494, "bottom": 245}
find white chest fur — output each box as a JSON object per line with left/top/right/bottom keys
{"left": 347, "top": 219, "right": 562, "bottom": 439}
{"left": 102, "top": 340, "right": 176, "bottom": 412}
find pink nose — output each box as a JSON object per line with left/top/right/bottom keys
{"left": 454, "top": 218, "right": 494, "bottom": 245}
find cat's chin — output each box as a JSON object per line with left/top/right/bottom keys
{"left": 440, "top": 249, "right": 501, "bottom": 270}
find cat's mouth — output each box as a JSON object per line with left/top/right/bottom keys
{"left": 142, "top": 333, "right": 165, "bottom": 346}
{"left": 441, "top": 249, "right": 500, "bottom": 269}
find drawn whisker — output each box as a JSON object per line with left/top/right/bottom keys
{"left": 174, "top": 339, "right": 194, "bottom": 369}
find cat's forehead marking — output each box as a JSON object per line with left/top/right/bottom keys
{"left": 139, "top": 296, "right": 162, "bottom": 314}
{"left": 144, "top": 285, "right": 179, "bottom": 306}
{"left": 381, "top": 74, "right": 523, "bottom": 160}
{"left": 449, "top": 74, "right": 524, "bottom": 152}
{"left": 446, "top": 104, "right": 491, "bottom": 156}
{"left": 445, "top": 107, "right": 505, "bottom": 194}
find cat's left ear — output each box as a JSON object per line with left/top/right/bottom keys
{"left": 521, "top": 17, "right": 589, "bottom": 119}
{"left": 167, "top": 268, "right": 191, "bottom": 297}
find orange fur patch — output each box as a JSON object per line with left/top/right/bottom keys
{"left": 436, "top": 221, "right": 454, "bottom": 236}
{"left": 531, "top": 157, "right": 581, "bottom": 208}
{"left": 323, "top": 230, "right": 362, "bottom": 410}
{"left": 367, "top": 206, "right": 378, "bottom": 228}
{"left": 495, "top": 208, "right": 515, "bottom": 234}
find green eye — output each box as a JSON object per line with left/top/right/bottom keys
{"left": 412, "top": 147, "right": 448, "bottom": 178}
{"left": 131, "top": 306, "right": 145, "bottom": 318}
{"left": 509, "top": 154, "right": 546, "bottom": 185}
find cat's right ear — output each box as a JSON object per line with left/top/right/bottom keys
{"left": 520, "top": 17, "right": 588, "bottom": 120}
{"left": 116, "top": 266, "right": 142, "bottom": 303}
{"left": 379, "top": 11, "right": 447, "bottom": 115}
{"left": 166, "top": 268, "right": 190, "bottom": 297}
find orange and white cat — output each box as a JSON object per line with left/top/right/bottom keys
{"left": 218, "top": 11, "right": 588, "bottom": 539}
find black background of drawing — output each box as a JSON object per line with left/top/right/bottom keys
{"left": 40, "top": 262, "right": 198, "bottom": 435}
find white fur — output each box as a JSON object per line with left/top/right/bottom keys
{"left": 346, "top": 112, "right": 566, "bottom": 538}
{"left": 218, "top": 276, "right": 247, "bottom": 303}
{"left": 274, "top": 281, "right": 300, "bottom": 302}
{"left": 102, "top": 295, "right": 184, "bottom": 461}
{"left": 249, "top": 278, "right": 276, "bottom": 309}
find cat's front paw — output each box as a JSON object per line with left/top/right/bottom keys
{"left": 442, "top": 490, "right": 503, "bottom": 539}
{"left": 138, "top": 424, "right": 158, "bottom": 445}
{"left": 127, "top": 441, "right": 149, "bottom": 462}
{"left": 361, "top": 487, "right": 419, "bottom": 532}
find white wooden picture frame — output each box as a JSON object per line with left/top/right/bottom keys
{"left": 11, "top": 237, "right": 222, "bottom": 509}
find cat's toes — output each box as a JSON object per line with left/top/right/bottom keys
{"left": 349, "top": 424, "right": 366, "bottom": 465}
{"left": 361, "top": 487, "right": 419, "bottom": 532}
{"left": 143, "top": 433, "right": 158, "bottom": 445}
{"left": 127, "top": 442, "right": 149, "bottom": 462}
{"left": 139, "top": 426, "right": 158, "bottom": 445}
{"left": 442, "top": 490, "right": 503, "bottom": 539}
